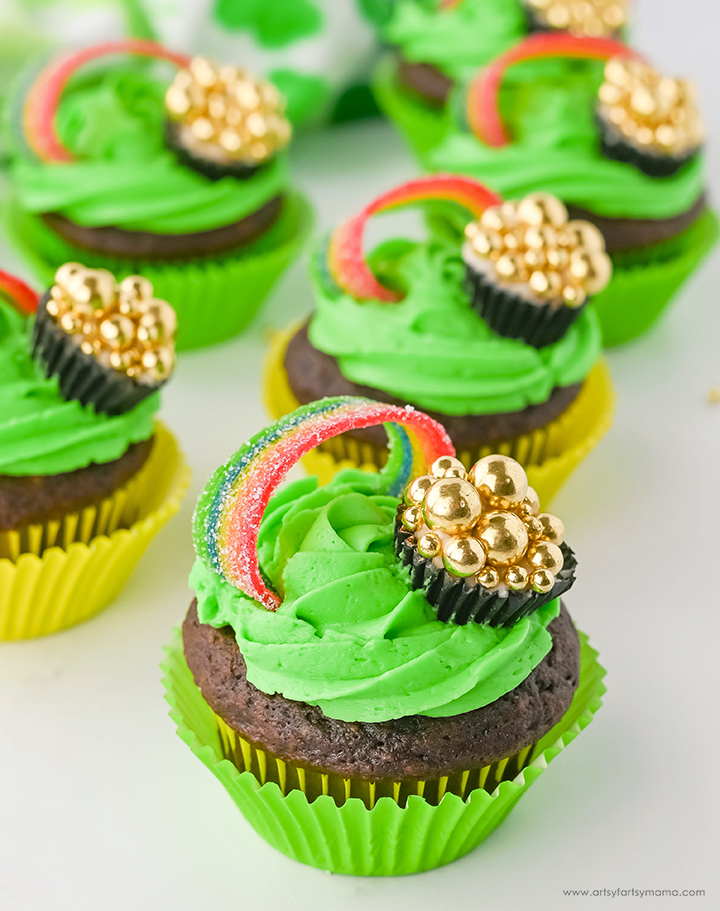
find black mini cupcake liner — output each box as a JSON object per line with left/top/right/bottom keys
{"left": 394, "top": 514, "right": 577, "bottom": 628}
{"left": 32, "top": 292, "right": 166, "bottom": 416}
{"left": 596, "top": 111, "right": 699, "bottom": 179}
{"left": 464, "top": 262, "right": 586, "bottom": 348}
{"left": 164, "top": 119, "right": 264, "bottom": 182}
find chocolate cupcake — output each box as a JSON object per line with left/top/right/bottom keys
{"left": 163, "top": 396, "right": 605, "bottom": 875}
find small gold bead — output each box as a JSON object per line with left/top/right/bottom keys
{"left": 537, "top": 513, "right": 565, "bottom": 545}
{"left": 428, "top": 456, "right": 467, "bottom": 480}
{"left": 505, "top": 565, "right": 529, "bottom": 592}
{"left": 405, "top": 475, "right": 435, "bottom": 507}
{"left": 517, "top": 193, "right": 567, "bottom": 228}
{"left": 525, "top": 515, "right": 545, "bottom": 540}
{"left": 417, "top": 532, "right": 442, "bottom": 559}
{"left": 119, "top": 275, "right": 153, "bottom": 303}
{"left": 524, "top": 487, "right": 540, "bottom": 516}
{"left": 54, "top": 262, "right": 84, "bottom": 290}
{"left": 402, "top": 506, "right": 422, "bottom": 532}
{"left": 528, "top": 541, "right": 564, "bottom": 575}
{"left": 443, "top": 536, "right": 487, "bottom": 578}
{"left": 530, "top": 568, "right": 555, "bottom": 594}
{"left": 99, "top": 315, "right": 136, "bottom": 349}
{"left": 476, "top": 565, "right": 500, "bottom": 590}
{"left": 479, "top": 207, "right": 506, "bottom": 233}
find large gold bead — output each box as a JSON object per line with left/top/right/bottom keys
{"left": 405, "top": 475, "right": 434, "bottom": 507}
{"left": 141, "top": 346, "right": 175, "bottom": 379}
{"left": 428, "top": 456, "right": 466, "bottom": 480}
{"left": 189, "top": 56, "right": 219, "bottom": 88}
{"left": 505, "top": 565, "right": 529, "bottom": 592}
{"left": 99, "top": 315, "right": 136, "bottom": 349}
{"left": 537, "top": 513, "right": 565, "bottom": 545}
{"left": 475, "top": 511, "right": 529, "bottom": 565}
{"left": 524, "top": 515, "right": 545, "bottom": 540}
{"left": 136, "top": 300, "right": 177, "bottom": 343}
{"left": 423, "top": 479, "right": 483, "bottom": 535}
{"left": 469, "top": 455, "right": 528, "bottom": 505}
{"left": 67, "top": 269, "right": 117, "bottom": 312}
{"left": 476, "top": 565, "right": 500, "bottom": 590}
{"left": 523, "top": 487, "right": 540, "bottom": 516}
{"left": 402, "top": 506, "right": 422, "bottom": 532}
{"left": 417, "top": 532, "right": 442, "bottom": 559}
{"left": 119, "top": 275, "right": 153, "bottom": 304}
{"left": 605, "top": 56, "right": 633, "bottom": 88}
{"left": 527, "top": 541, "right": 564, "bottom": 574}
{"left": 569, "top": 249, "right": 612, "bottom": 294}
{"left": 443, "top": 537, "right": 487, "bottom": 578}
{"left": 165, "top": 85, "right": 192, "bottom": 116}
{"left": 479, "top": 207, "right": 505, "bottom": 233}
{"left": 530, "top": 568, "right": 555, "bottom": 594}
{"left": 54, "top": 262, "right": 84, "bottom": 290}
{"left": 524, "top": 224, "right": 558, "bottom": 250}
{"left": 517, "top": 193, "right": 567, "bottom": 228}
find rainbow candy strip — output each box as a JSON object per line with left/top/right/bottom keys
{"left": 327, "top": 175, "right": 502, "bottom": 302}
{"left": 193, "top": 397, "right": 454, "bottom": 610}
{"left": 23, "top": 39, "right": 190, "bottom": 163}
{"left": 467, "top": 33, "right": 641, "bottom": 147}
{"left": 0, "top": 269, "right": 38, "bottom": 315}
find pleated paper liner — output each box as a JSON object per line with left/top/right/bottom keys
{"left": 162, "top": 627, "right": 605, "bottom": 876}
{"left": 4, "top": 192, "right": 312, "bottom": 352}
{"left": 596, "top": 113, "right": 697, "bottom": 179}
{"left": 0, "top": 422, "right": 190, "bottom": 640}
{"left": 263, "top": 326, "right": 615, "bottom": 504}
{"left": 591, "top": 207, "right": 719, "bottom": 346}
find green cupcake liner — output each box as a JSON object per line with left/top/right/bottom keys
{"left": 592, "top": 208, "right": 719, "bottom": 347}
{"left": 3, "top": 193, "right": 313, "bottom": 352}
{"left": 372, "top": 55, "right": 449, "bottom": 165}
{"left": 162, "top": 626, "right": 605, "bottom": 876}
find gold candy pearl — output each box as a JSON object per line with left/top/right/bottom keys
{"left": 443, "top": 537, "right": 487, "bottom": 578}
{"left": 207, "top": 92, "right": 227, "bottom": 120}
{"left": 470, "top": 230, "right": 495, "bottom": 257}
{"left": 405, "top": 475, "right": 435, "bottom": 507}
{"left": 166, "top": 85, "right": 192, "bottom": 116}
{"left": 424, "top": 478, "right": 483, "bottom": 535}
{"left": 500, "top": 201, "right": 518, "bottom": 224}
{"left": 523, "top": 249, "right": 546, "bottom": 270}
{"left": 569, "top": 249, "right": 612, "bottom": 294}
{"left": 99, "top": 315, "right": 137, "bottom": 349}
{"left": 138, "top": 300, "right": 177, "bottom": 339}
{"left": 496, "top": 253, "right": 526, "bottom": 282}
{"left": 562, "top": 284, "right": 587, "bottom": 308}
{"left": 235, "top": 80, "right": 261, "bottom": 110}
{"left": 530, "top": 568, "right": 555, "bottom": 594}
{"left": 525, "top": 515, "right": 545, "bottom": 540}
{"left": 476, "top": 565, "right": 500, "bottom": 590}
{"left": 247, "top": 112, "right": 269, "bottom": 138}
{"left": 219, "top": 128, "right": 243, "bottom": 153}
{"left": 598, "top": 82, "right": 623, "bottom": 106}
{"left": 67, "top": 269, "right": 117, "bottom": 312}
{"left": 45, "top": 297, "right": 62, "bottom": 318}
{"left": 109, "top": 349, "right": 136, "bottom": 372}
{"left": 59, "top": 311, "right": 83, "bottom": 334}
{"left": 464, "top": 220, "right": 480, "bottom": 241}
{"left": 417, "top": 532, "right": 442, "bottom": 559}
{"left": 635, "top": 125, "right": 655, "bottom": 147}
{"left": 528, "top": 541, "right": 564, "bottom": 574}
{"left": 537, "top": 513, "right": 565, "bottom": 545}
{"left": 524, "top": 487, "right": 540, "bottom": 516}
{"left": 517, "top": 193, "right": 567, "bottom": 228}
{"left": 402, "top": 506, "right": 422, "bottom": 532}
{"left": 469, "top": 455, "right": 528, "bottom": 505}
{"left": 564, "top": 220, "right": 605, "bottom": 253}
{"left": 251, "top": 141, "right": 270, "bottom": 160}
{"left": 428, "top": 456, "right": 466, "bottom": 480}
{"left": 546, "top": 247, "right": 569, "bottom": 270}
{"left": 191, "top": 117, "right": 215, "bottom": 142}
{"left": 529, "top": 269, "right": 561, "bottom": 299}
{"left": 546, "top": 3, "right": 571, "bottom": 28}
{"left": 655, "top": 124, "right": 678, "bottom": 149}
{"left": 604, "top": 3, "right": 626, "bottom": 29}
{"left": 54, "top": 262, "right": 84, "bottom": 290}
{"left": 189, "top": 57, "right": 219, "bottom": 88}
{"left": 505, "top": 565, "right": 529, "bottom": 592}
{"left": 141, "top": 346, "right": 174, "bottom": 379}
{"left": 479, "top": 207, "right": 506, "bottom": 233}
{"left": 604, "top": 57, "right": 632, "bottom": 87}
{"left": 474, "top": 511, "right": 529, "bottom": 565}
{"left": 151, "top": 345, "right": 175, "bottom": 379}
{"left": 119, "top": 275, "right": 153, "bottom": 303}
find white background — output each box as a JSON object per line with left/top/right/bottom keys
{"left": 1, "top": 1, "right": 719, "bottom": 907}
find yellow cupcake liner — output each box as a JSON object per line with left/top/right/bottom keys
{"left": 263, "top": 326, "right": 615, "bottom": 504}
{"left": 0, "top": 422, "right": 190, "bottom": 640}
{"left": 215, "top": 712, "right": 535, "bottom": 810}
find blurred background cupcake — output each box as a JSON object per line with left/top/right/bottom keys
{"left": 0, "top": 262, "right": 189, "bottom": 639}
{"left": 163, "top": 396, "right": 605, "bottom": 875}
{"left": 264, "top": 175, "right": 614, "bottom": 504}
{"left": 3, "top": 40, "right": 312, "bottom": 350}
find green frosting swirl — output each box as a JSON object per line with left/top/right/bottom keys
{"left": 10, "top": 68, "right": 288, "bottom": 234}
{"left": 429, "top": 62, "right": 704, "bottom": 219}
{"left": 192, "top": 469, "right": 560, "bottom": 723}
{"left": 0, "top": 302, "right": 157, "bottom": 476}
{"left": 309, "top": 239, "right": 600, "bottom": 416}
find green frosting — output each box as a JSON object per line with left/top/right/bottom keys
{"left": 309, "top": 239, "right": 600, "bottom": 416}
{"left": 429, "top": 62, "right": 704, "bottom": 220}
{"left": 192, "top": 469, "right": 560, "bottom": 723}
{"left": 0, "top": 302, "right": 157, "bottom": 476}
{"left": 10, "top": 68, "right": 288, "bottom": 234}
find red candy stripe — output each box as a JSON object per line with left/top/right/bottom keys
{"left": 467, "top": 33, "right": 641, "bottom": 147}
{"left": 327, "top": 175, "right": 501, "bottom": 302}
{"left": 0, "top": 269, "right": 39, "bottom": 315}
{"left": 24, "top": 39, "right": 191, "bottom": 163}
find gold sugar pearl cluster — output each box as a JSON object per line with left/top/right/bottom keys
{"left": 465, "top": 193, "right": 611, "bottom": 308}
{"left": 598, "top": 57, "right": 704, "bottom": 155}
{"left": 526, "top": 0, "right": 627, "bottom": 37}
{"left": 401, "top": 454, "right": 565, "bottom": 595}
{"left": 165, "top": 57, "right": 292, "bottom": 164}
{"left": 46, "top": 264, "right": 176, "bottom": 384}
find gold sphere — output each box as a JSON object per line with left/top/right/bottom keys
{"left": 67, "top": 269, "right": 117, "bottom": 311}
{"left": 405, "top": 475, "right": 434, "bottom": 506}
{"left": 423, "top": 479, "right": 483, "bottom": 535}
{"left": 469, "top": 455, "right": 528, "bottom": 505}
{"left": 480, "top": 207, "right": 506, "bottom": 233}
{"left": 523, "top": 487, "right": 540, "bottom": 516}
{"left": 119, "top": 275, "right": 153, "bottom": 303}
{"left": 428, "top": 456, "right": 466, "bottom": 480}
{"left": 475, "top": 511, "right": 529, "bottom": 565}
{"left": 137, "top": 300, "right": 178, "bottom": 342}
{"left": 505, "top": 565, "right": 529, "bottom": 592}
{"left": 537, "top": 513, "right": 565, "bottom": 545}
{"left": 417, "top": 532, "right": 442, "bottom": 559}
{"left": 443, "top": 537, "right": 487, "bottom": 578}
{"left": 530, "top": 568, "right": 555, "bottom": 594}
{"left": 527, "top": 541, "right": 564, "bottom": 574}
{"left": 402, "top": 506, "right": 422, "bottom": 532}
{"left": 569, "top": 249, "right": 612, "bottom": 294}
{"left": 476, "top": 565, "right": 500, "bottom": 590}
{"left": 517, "top": 193, "right": 567, "bottom": 228}
{"left": 54, "top": 262, "right": 84, "bottom": 290}
{"left": 525, "top": 515, "right": 545, "bottom": 540}
{"left": 99, "top": 315, "right": 136, "bottom": 348}
{"left": 563, "top": 220, "right": 605, "bottom": 253}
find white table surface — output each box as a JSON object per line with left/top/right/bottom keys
{"left": 1, "top": 2, "right": 719, "bottom": 907}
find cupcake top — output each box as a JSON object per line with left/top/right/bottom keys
{"left": 9, "top": 41, "right": 289, "bottom": 234}
{"left": 524, "top": 0, "right": 627, "bottom": 37}
{"left": 190, "top": 397, "right": 568, "bottom": 723}
{"left": 431, "top": 35, "right": 704, "bottom": 220}
{"left": 0, "top": 271, "right": 159, "bottom": 476}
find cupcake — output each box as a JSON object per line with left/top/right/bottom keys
{"left": 264, "top": 174, "right": 614, "bottom": 504}
{"left": 162, "top": 397, "right": 605, "bottom": 876}
{"left": 5, "top": 39, "right": 311, "bottom": 350}
{"left": 374, "top": 0, "right": 628, "bottom": 161}
{"left": 0, "top": 263, "right": 189, "bottom": 639}
{"left": 429, "top": 33, "right": 718, "bottom": 345}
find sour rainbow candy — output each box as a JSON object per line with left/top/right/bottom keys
{"left": 328, "top": 175, "right": 502, "bottom": 302}
{"left": 0, "top": 269, "right": 38, "bottom": 315}
{"left": 23, "top": 39, "right": 191, "bottom": 163}
{"left": 467, "top": 33, "right": 641, "bottom": 147}
{"left": 193, "top": 397, "right": 454, "bottom": 610}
